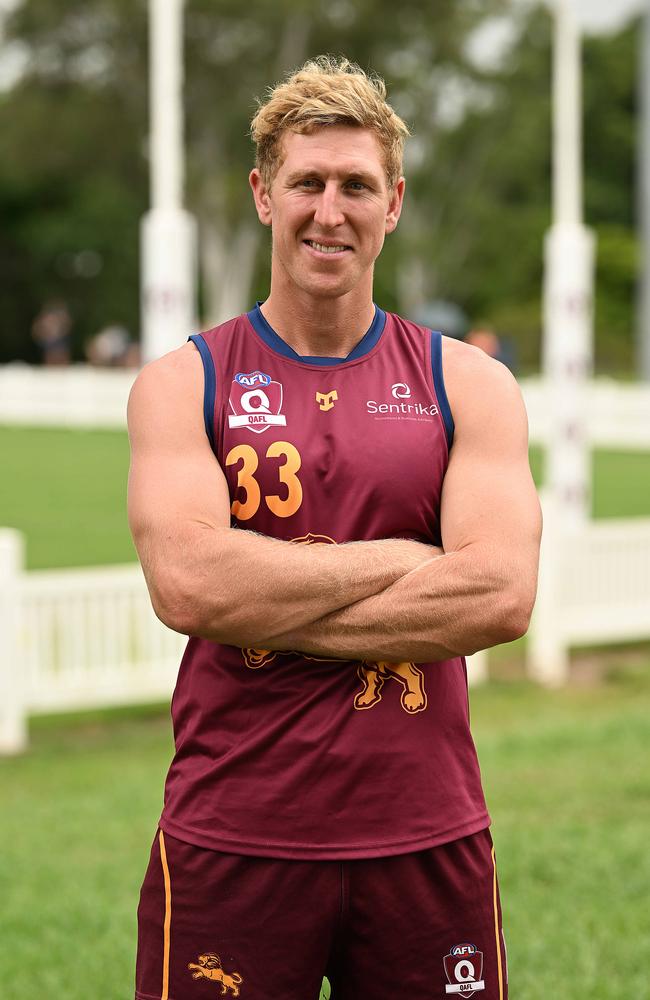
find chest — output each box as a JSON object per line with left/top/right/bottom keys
{"left": 211, "top": 331, "right": 448, "bottom": 543}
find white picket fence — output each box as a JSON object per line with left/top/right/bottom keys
{"left": 2, "top": 365, "right": 650, "bottom": 448}
{"left": 2, "top": 502, "right": 650, "bottom": 752}
{"left": 0, "top": 531, "right": 186, "bottom": 753}
{"left": 0, "top": 529, "right": 489, "bottom": 754}
{"left": 0, "top": 364, "right": 133, "bottom": 428}
{"left": 529, "top": 500, "right": 650, "bottom": 684}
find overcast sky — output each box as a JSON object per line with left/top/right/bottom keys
{"left": 570, "top": 0, "right": 646, "bottom": 33}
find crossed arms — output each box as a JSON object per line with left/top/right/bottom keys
{"left": 127, "top": 338, "right": 541, "bottom": 663}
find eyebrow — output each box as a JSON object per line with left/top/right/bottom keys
{"left": 285, "top": 168, "right": 380, "bottom": 187}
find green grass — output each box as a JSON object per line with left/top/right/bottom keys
{"left": 1, "top": 671, "right": 649, "bottom": 999}
{"left": 0, "top": 426, "right": 649, "bottom": 569}
{"left": 0, "top": 426, "right": 135, "bottom": 569}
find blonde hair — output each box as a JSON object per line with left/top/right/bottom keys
{"left": 250, "top": 55, "right": 410, "bottom": 189}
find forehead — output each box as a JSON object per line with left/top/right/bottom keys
{"left": 277, "top": 126, "right": 387, "bottom": 182}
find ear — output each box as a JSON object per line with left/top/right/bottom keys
{"left": 249, "top": 169, "right": 272, "bottom": 227}
{"left": 385, "top": 177, "right": 406, "bottom": 235}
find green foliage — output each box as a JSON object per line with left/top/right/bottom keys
{"left": 0, "top": 1, "right": 148, "bottom": 361}
{"left": 584, "top": 22, "right": 639, "bottom": 373}
{"left": 0, "top": 1, "right": 642, "bottom": 373}
{"left": 594, "top": 224, "right": 638, "bottom": 372}
{"left": 0, "top": 0, "right": 505, "bottom": 358}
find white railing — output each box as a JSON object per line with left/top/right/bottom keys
{"left": 0, "top": 530, "right": 185, "bottom": 753}
{"left": 0, "top": 528, "right": 488, "bottom": 753}
{"left": 1, "top": 365, "right": 650, "bottom": 448}
{"left": 528, "top": 498, "right": 650, "bottom": 685}
{"left": 522, "top": 377, "right": 650, "bottom": 449}
{"left": 0, "top": 364, "right": 135, "bottom": 429}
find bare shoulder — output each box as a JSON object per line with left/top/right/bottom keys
{"left": 127, "top": 342, "right": 203, "bottom": 429}
{"left": 440, "top": 336, "right": 526, "bottom": 436}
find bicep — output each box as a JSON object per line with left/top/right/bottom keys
{"left": 440, "top": 353, "right": 541, "bottom": 570}
{"left": 127, "top": 345, "right": 231, "bottom": 575}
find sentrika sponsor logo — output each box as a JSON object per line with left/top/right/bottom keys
{"left": 366, "top": 399, "right": 438, "bottom": 417}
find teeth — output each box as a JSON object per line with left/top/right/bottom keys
{"left": 308, "top": 240, "right": 347, "bottom": 253}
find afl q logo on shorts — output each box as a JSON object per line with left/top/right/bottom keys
{"left": 443, "top": 943, "right": 485, "bottom": 995}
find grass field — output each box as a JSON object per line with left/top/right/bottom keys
{"left": 2, "top": 667, "right": 650, "bottom": 999}
{"left": 0, "top": 426, "right": 134, "bottom": 568}
{"left": 0, "top": 426, "right": 649, "bottom": 569}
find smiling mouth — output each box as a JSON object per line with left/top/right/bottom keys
{"left": 304, "top": 239, "right": 351, "bottom": 254}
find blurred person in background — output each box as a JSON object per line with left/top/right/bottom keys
{"left": 128, "top": 57, "right": 541, "bottom": 1000}
{"left": 85, "top": 324, "right": 140, "bottom": 367}
{"left": 465, "top": 325, "right": 516, "bottom": 372}
{"left": 31, "top": 299, "right": 72, "bottom": 365}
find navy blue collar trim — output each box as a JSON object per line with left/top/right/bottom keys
{"left": 246, "top": 302, "right": 386, "bottom": 366}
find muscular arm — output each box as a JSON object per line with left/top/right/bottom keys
{"left": 127, "top": 344, "right": 435, "bottom": 647}
{"left": 258, "top": 342, "right": 542, "bottom": 662}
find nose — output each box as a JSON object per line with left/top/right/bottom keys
{"left": 313, "top": 182, "right": 346, "bottom": 229}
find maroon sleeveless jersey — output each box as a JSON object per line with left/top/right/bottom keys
{"left": 159, "top": 305, "right": 490, "bottom": 859}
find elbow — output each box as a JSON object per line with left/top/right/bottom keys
{"left": 151, "top": 581, "right": 253, "bottom": 646}
{"left": 149, "top": 581, "right": 200, "bottom": 637}
{"left": 490, "top": 586, "right": 535, "bottom": 645}
{"left": 145, "top": 568, "right": 218, "bottom": 639}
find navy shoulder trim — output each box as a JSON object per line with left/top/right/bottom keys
{"left": 430, "top": 330, "right": 454, "bottom": 450}
{"left": 188, "top": 334, "right": 216, "bottom": 452}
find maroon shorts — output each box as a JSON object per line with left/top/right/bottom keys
{"left": 135, "top": 827, "right": 507, "bottom": 1000}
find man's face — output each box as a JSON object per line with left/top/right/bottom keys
{"left": 250, "top": 126, "right": 405, "bottom": 301}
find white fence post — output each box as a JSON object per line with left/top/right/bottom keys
{"left": 0, "top": 529, "right": 27, "bottom": 753}
{"left": 467, "top": 650, "right": 488, "bottom": 686}
{"left": 527, "top": 493, "right": 570, "bottom": 686}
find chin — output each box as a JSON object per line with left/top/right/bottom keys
{"left": 297, "top": 268, "right": 364, "bottom": 300}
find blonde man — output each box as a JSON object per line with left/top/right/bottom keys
{"left": 130, "top": 57, "right": 540, "bottom": 1000}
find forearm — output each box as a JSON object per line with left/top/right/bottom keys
{"left": 260, "top": 546, "right": 536, "bottom": 662}
{"left": 142, "top": 524, "right": 436, "bottom": 646}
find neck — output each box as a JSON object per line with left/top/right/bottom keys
{"left": 260, "top": 273, "right": 376, "bottom": 358}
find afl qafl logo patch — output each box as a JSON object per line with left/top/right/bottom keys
{"left": 443, "top": 943, "right": 485, "bottom": 995}
{"left": 228, "top": 371, "right": 287, "bottom": 433}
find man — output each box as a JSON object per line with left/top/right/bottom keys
{"left": 129, "top": 57, "right": 541, "bottom": 1000}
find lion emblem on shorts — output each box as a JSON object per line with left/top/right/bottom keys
{"left": 188, "top": 953, "right": 243, "bottom": 996}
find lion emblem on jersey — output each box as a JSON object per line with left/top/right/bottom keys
{"left": 242, "top": 647, "right": 426, "bottom": 716}
{"left": 354, "top": 660, "right": 427, "bottom": 713}
{"left": 241, "top": 532, "right": 427, "bottom": 714}
{"left": 188, "top": 953, "right": 243, "bottom": 995}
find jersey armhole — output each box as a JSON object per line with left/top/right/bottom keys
{"left": 188, "top": 334, "right": 216, "bottom": 452}
{"left": 430, "top": 330, "right": 454, "bottom": 450}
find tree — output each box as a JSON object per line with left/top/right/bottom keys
{"left": 1, "top": 0, "right": 637, "bottom": 372}
{"left": 0, "top": 0, "right": 148, "bottom": 362}
{"left": 0, "top": 0, "right": 506, "bottom": 360}
{"left": 412, "top": 5, "right": 639, "bottom": 373}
